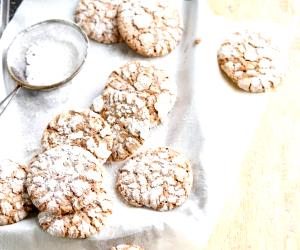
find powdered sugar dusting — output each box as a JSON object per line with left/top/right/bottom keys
{"left": 75, "top": 0, "right": 123, "bottom": 44}
{"left": 116, "top": 147, "right": 193, "bottom": 211}
{"left": 41, "top": 109, "right": 113, "bottom": 163}
{"left": 0, "top": 159, "right": 33, "bottom": 225}
{"left": 26, "top": 145, "right": 105, "bottom": 214}
{"left": 25, "top": 39, "right": 78, "bottom": 86}
{"left": 38, "top": 189, "right": 112, "bottom": 238}
{"left": 218, "top": 31, "right": 284, "bottom": 92}
{"left": 117, "top": 0, "right": 183, "bottom": 57}
{"left": 91, "top": 61, "right": 177, "bottom": 162}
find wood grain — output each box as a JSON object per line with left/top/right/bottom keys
{"left": 203, "top": 0, "right": 300, "bottom": 249}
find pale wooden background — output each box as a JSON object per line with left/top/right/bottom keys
{"left": 202, "top": 0, "right": 300, "bottom": 249}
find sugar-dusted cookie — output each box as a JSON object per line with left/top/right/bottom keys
{"left": 218, "top": 31, "right": 284, "bottom": 92}
{"left": 0, "top": 159, "right": 33, "bottom": 225}
{"left": 91, "top": 61, "right": 176, "bottom": 162}
{"left": 41, "top": 109, "right": 112, "bottom": 164}
{"left": 75, "top": 0, "right": 123, "bottom": 43}
{"left": 26, "top": 145, "right": 104, "bottom": 215}
{"left": 102, "top": 61, "right": 177, "bottom": 127}
{"left": 92, "top": 91, "right": 151, "bottom": 162}
{"left": 116, "top": 147, "right": 193, "bottom": 211}
{"left": 38, "top": 189, "right": 112, "bottom": 238}
{"left": 111, "top": 244, "right": 144, "bottom": 250}
{"left": 117, "top": 0, "right": 183, "bottom": 57}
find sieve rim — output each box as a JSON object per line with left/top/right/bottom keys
{"left": 6, "top": 19, "right": 89, "bottom": 90}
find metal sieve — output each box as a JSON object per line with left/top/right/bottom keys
{"left": 0, "top": 19, "right": 89, "bottom": 116}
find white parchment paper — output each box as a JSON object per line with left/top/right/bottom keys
{"left": 0, "top": 0, "right": 295, "bottom": 249}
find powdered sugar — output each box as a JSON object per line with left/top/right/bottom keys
{"left": 91, "top": 61, "right": 176, "bottom": 162}
{"left": 26, "top": 145, "right": 105, "bottom": 214}
{"left": 41, "top": 110, "right": 113, "bottom": 163}
{"left": 0, "top": 159, "right": 21, "bottom": 179}
{"left": 217, "top": 31, "right": 284, "bottom": 92}
{"left": 116, "top": 147, "right": 193, "bottom": 211}
{"left": 117, "top": 0, "right": 183, "bottom": 57}
{"left": 75, "top": 0, "right": 123, "bottom": 44}
{"left": 25, "top": 39, "right": 78, "bottom": 86}
{"left": 0, "top": 160, "right": 33, "bottom": 225}
{"left": 38, "top": 189, "right": 112, "bottom": 238}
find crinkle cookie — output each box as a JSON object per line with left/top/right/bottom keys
{"left": 41, "top": 109, "right": 112, "bottom": 164}
{"left": 0, "top": 159, "right": 33, "bottom": 225}
{"left": 91, "top": 62, "right": 177, "bottom": 162}
{"left": 75, "top": 0, "right": 123, "bottom": 43}
{"left": 103, "top": 61, "right": 177, "bottom": 126}
{"left": 218, "top": 31, "right": 284, "bottom": 93}
{"left": 111, "top": 244, "right": 144, "bottom": 250}
{"left": 117, "top": 0, "right": 183, "bottom": 57}
{"left": 92, "top": 90, "right": 151, "bottom": 162}
{"left": 38, "top": 189, "right": 112, "bottom": 238}
{"left": 26, "top": 145, "right": 104, "bottom": 215}
{"left": 116, "top": 147, "right": 193, "bottom": 211}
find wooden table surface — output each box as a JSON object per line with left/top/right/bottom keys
{"left": 203, "top": 0, "right": 300, "bottom": 249}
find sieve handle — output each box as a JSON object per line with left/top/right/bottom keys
{"left": 0, "top": 85, "right": 21, "bottom": 116}
{"left": 0, "top": 0, "right": 10, "bottom": 37}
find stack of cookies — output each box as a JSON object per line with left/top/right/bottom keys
{"left": 91, "top": 61, "right": 177, "bottom": 161}
{"left": 32, "top": 60, "right": 192, "bottom": 236}
{"left": 0, "top": 60, "right": 193, "bottom": 241}
{"left": 74, "top": 0, "right": 183, "bottom": 57}
{"left": 26, "top": 145, "right": 113, "bottom": 238}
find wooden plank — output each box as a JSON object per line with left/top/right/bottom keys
{"left": 203, "top": 0, "right": 300, "bottom": 249}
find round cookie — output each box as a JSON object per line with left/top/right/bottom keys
{"left": 117, "top": 0, "right": 183, "bottom": 57}
{"left": 38, "top": 189, "right": 112, "bottom": 238}
{"left": 111, "top": 244, "right": 144, "bottom": 250}
{"left": 102, "top": 61, "right": 177, "bottom": 127}
{"left": 91, "top": 61, "right": 176, "bottom": 162}
{"left": 41, "top": 109, "right": 112, "bottom": 164}
{"left": 116, "top": 147, "right": 193, "bottom": 211}
{"left": 0, "top": 159, "right": 33, "bottom": 225}
{"left": 26, "top": 145, "right": 104, "bottom": 215}
{"left": 217, "top": 31, "right": 284, "bottom": 93}
{"left": 75, "top": 0, "right": 123, "bottom": 43}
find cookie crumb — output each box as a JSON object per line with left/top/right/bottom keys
{"left": 193, "top": 38, "right": 201, "bottom": 45}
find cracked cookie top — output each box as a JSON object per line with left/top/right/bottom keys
{"left": 41, "top": 109, "right": 112, "bottom": 164}
{"left": 218, "top": 31, "right": 284, "bottom": 92}
{"left": 26, "top": 145, "right": 104, "bottom": 215}
{"left": 117, "top": 0, "right": 183, "bottom": 57}
{"left": 0, "top": 159, "right": 33, "bottom": 225}
{"left": 116, "top": 147, "right": 193, "bottom": 211}
{"left": 75, "top": 0, "right": 123, "bottom": 43}
{"left": 38, "top": 188, "right": 112, "bottom": 238}
{"left": 91, "top": 61, "right": 176, "bottom": 162}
